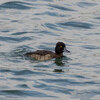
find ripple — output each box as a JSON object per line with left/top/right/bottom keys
{"left": 95, "top": 17, "right": 100, "bottom": 20}
{"left": 41, "top": 79, "right": 100, "bottom": 86}
{"left": 12, "top": 32, "right": 28, "bottom": 35}
{"left": 36, "top": 30, "right": 59, "bottom": 36}
{"left": 48, "top": 4, "right": 75, "bottom": 11}
{"left": 0, "top": 36, "right": 32, "bottom": 43}
{"left": 77, "top": 2, "right": 97, "bottom": 8}
{"left": 45, "top": 23, "right": 61, "bottom": 31}
{"left": 0, "top": 69, "right": 12, "bottom": 73}
{"left": 17, "top": 84, "right": 29, "bottom": 88}
{"left": 58, "top": 21, "right": 93, "bottom": 29}
{"left": 82, "top": 45, "right": 100, "bottom": 50}
{"left": 0, "top": 69, "right": 35, "bottom": 76}
{"left": 41, "top": 79, "right": 74, "bottom": 86}
{"left": 13, "top": 70, "right": 34, "bottom": 75}
{"left": 0, "top": 90, "right": 26, "bottom": 96}
{"left": 11, "top": 45, "right": 32, "bottom": 57}
{"left": 35, "top": 11, "right": 66, "bottom": 17}
{"left": 0, "top": 1, "right": 31, "bottom": 10}
{"left": 0, "top": 90, "right": 55, "bottom": 97}
{"left": 34, "top": 83, "right": 73, "bottom": 94}
{"left": 10, "top": 78, "right": 27, "bottom": 81}
{"left": 73, "top": 75, "right": 87, "bottom": 79}
{"left": 95, "top": 33, "right": 100, "bottom": 35}
{"left": 12, "top": 70, "right": 47, "bottom": 76}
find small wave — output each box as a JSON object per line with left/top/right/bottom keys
{"left": 0, "top": 36, "right": 32, "bottom": 43}
{"left": 34, "top": 82, "right": 73, "bottom": 94}
{"left": 58, "top": 21, "right": 93, "bottom": 29}
{"left": 0, "top": 89, "right": 56, "bottom": 97}
{"left": 82, "top": 45, "right": 100, "bottom": 50}
{"left": 0, "top": 1, "right": 31, "bottom": 10}
{"left": 12, "top": 32, "right": 28, "bottom": 35}
{"left": 48, "top": 4, "right": 75, "bottom": 11}
{"left": 35, "top": 11, "right": 65, "bottom": 17}
{"left": 35, "top": 30, "right": 59, "bottom": 36}
{"left": 77, "top": 2, "right": 97, "bottom": 8}
{"left": 45, "top": 23, "right": 61, "bottom": 31}
{"left": 17, "top": 84, "right": 29, "bottom": 88}
{"left": 13, "top": 70, "right": 34, "bottom": 75}
{"left": 95, "top": 17, "right": 100, "bottom": 20}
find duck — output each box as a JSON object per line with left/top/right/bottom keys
{"left": 25, "top": 42, "right": 70, "bottom": 61}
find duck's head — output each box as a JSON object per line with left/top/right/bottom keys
{"left": 55, "top": 42, "right": 70, "bottom": 54}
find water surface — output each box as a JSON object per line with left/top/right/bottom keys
{"left": 0, "top": 0, "right": 100, "bottom": 100}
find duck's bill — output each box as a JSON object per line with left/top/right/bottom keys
{"left": 64, "top": 47, "right": 70, "bottom": 53}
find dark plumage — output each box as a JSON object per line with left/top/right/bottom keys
{"left": 25, "top": 42, "right": 70, "bottom": 61}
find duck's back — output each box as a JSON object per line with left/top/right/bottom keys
{"left": 25, "top": 50, "right": 54, "bottom": 61}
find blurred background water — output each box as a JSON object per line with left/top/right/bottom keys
{"left": 0, "top": 0, "right": 100, "bottom": 100}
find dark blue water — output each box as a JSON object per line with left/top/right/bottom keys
{"left": 0, "top": 0, "right": 100, "bottom": 100}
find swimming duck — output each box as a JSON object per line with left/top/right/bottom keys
{"left": 25, "top": 42, "right": 70, "bottom": 61}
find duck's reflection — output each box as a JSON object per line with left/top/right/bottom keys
{"left": 55, "top": 56, "right": 70, "bottom": 66}
{"left": 55, "top": 57, "right": 65, "bottom": 66}
{"left": 54, "top": 56, "right": 70, "bottom": 72}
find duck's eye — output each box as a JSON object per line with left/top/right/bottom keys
{"left": 60, "top": 46, "right": 62, "bottom": 48}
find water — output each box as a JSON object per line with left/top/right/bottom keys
{"left": 0, "top": 0, "right": 100, "bottom": 100}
